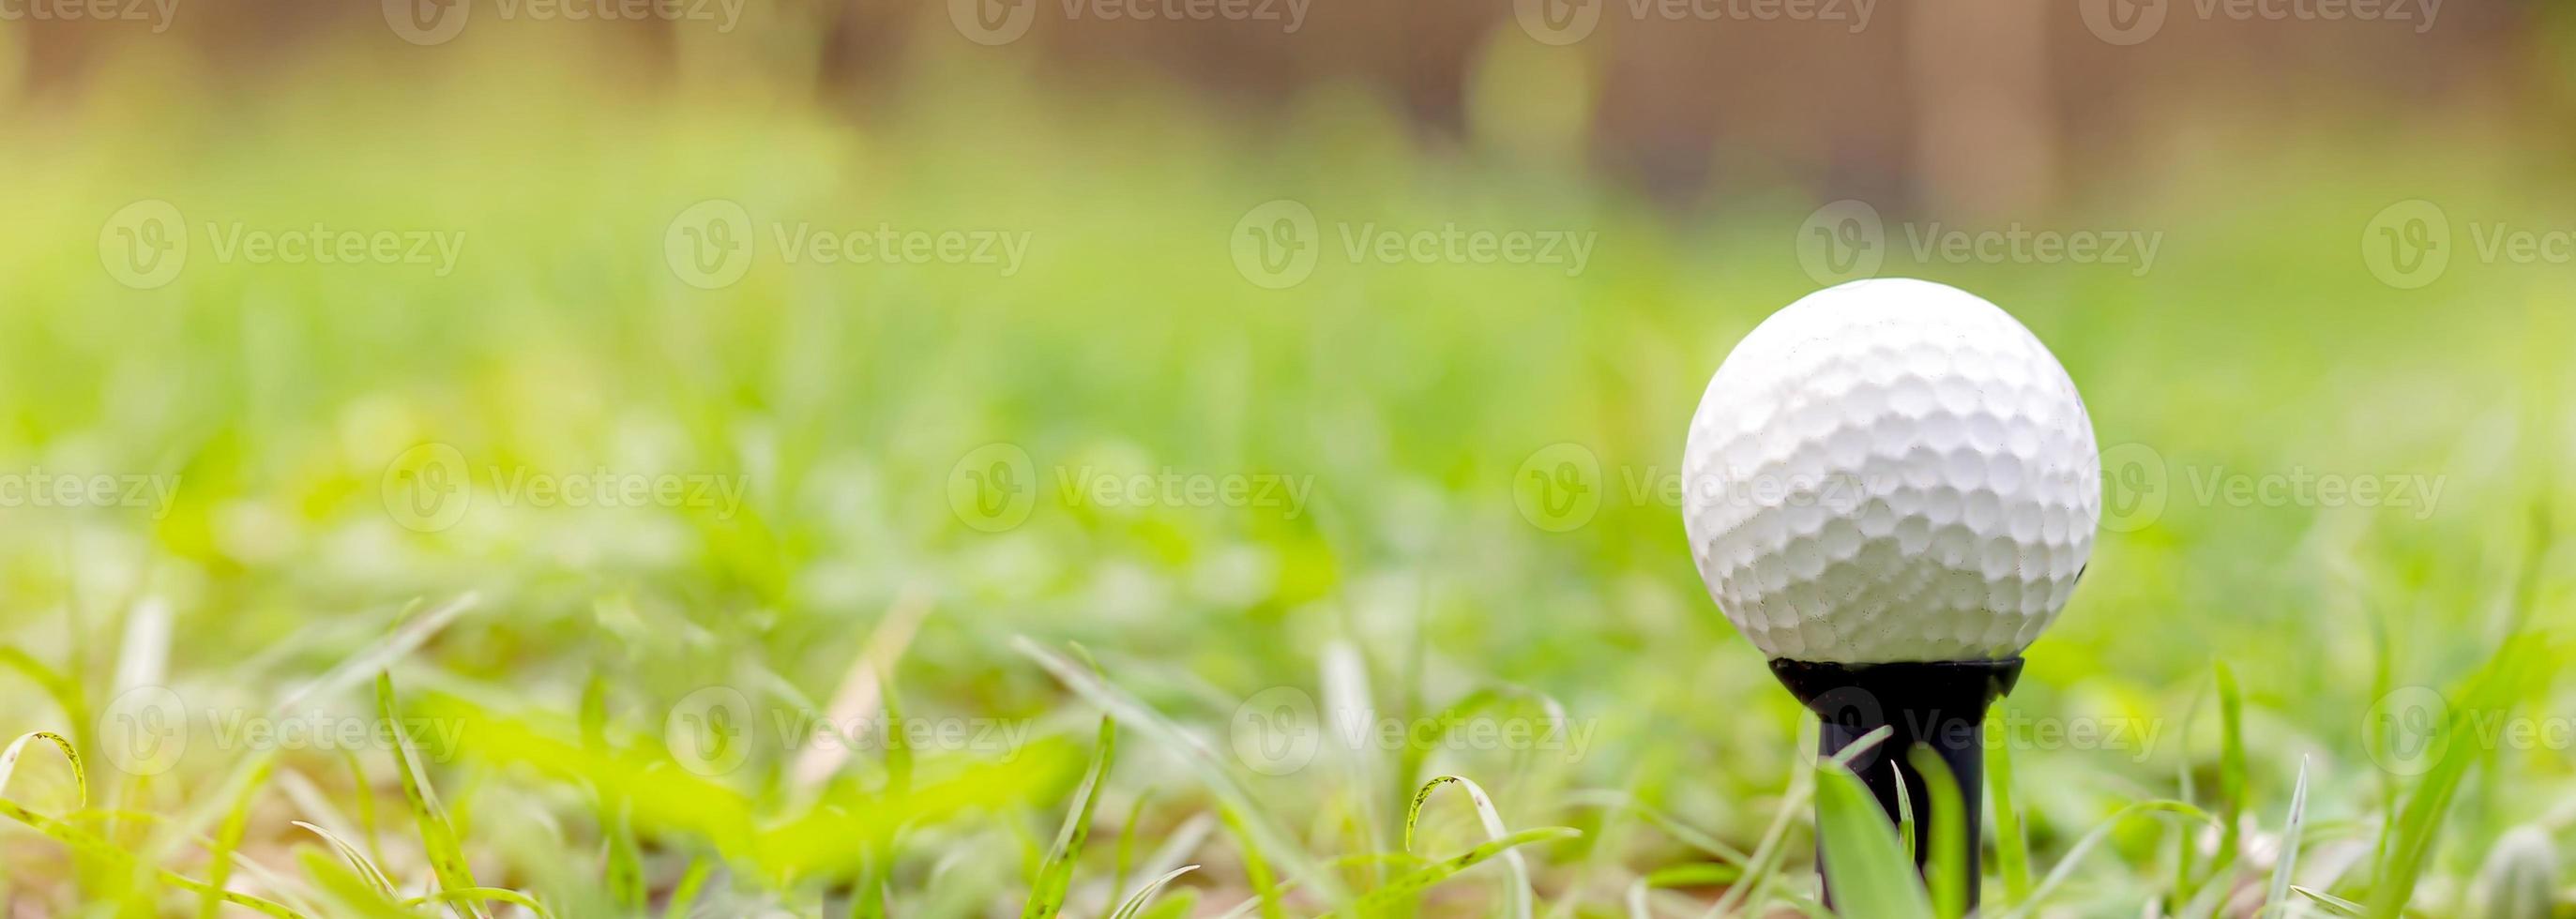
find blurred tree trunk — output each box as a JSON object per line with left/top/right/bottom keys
{"left": 1906, "top": 1, "right": 2056, "bottom": 218}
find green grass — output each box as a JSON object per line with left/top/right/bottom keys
{"left": 0, "top": 25, "right": 2569, "bottom": 917}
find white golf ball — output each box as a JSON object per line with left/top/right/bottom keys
{"left": 1681, "top": 279, "right": 2099, "bottom": 663}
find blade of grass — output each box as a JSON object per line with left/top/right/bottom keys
{"left": 1561, "top": 791, "right": 1750, "bottom": 866}
{"left": 378, "top": 671, "right": 491, "bottom": 919}
{"left": 295, "top": 847, "right": 416, "bottom": 918}
{"left": 2366, "top": 640, "right": 2542, "bottom": 919}
{"left": 854, "top": 674, "right": 915, "bottom": 919}
{"left": 341, "top": 747, "right": 389, "bottom": 871}
{"left": 400, "top": 887, "right": 557, "bottom": 919}
{"left": 2174, "top": 680, "right": 2205, "bottom": 903}
{"left": 1811, "top": 755, "right": 1933, "bottom": 919}
{"left": 1351, "top": 827, "right": 1582, "bottom": 915}
{"left": 277, "top": 595, "right": 477, "bottom": 714}
{"left": 2263, "top": 756, "right": 2312, "bottom": 918}
{"left": 198, "top": 750, "right": 278, "bottom": 919}
{"left": 1905, "top": 746, "right": 1967, "bottom": 919}
{"left": 2212, "top": 658, "right": 2249, "bottom": 883}
{"left": 1108, "top": 793, "right": 1151, "bottom": 916}
{"left": 292, "top": 821, "right": 400, "bottom": 898}
{"left": 1988, "top": 704, "right": 2033, "bottom": 907}
{"left": 1222, "top": 804, "right": 1284, "bottom": 919}
{"left": 0, "top": 797, "right": 307, "bottom": 917}
{"left": 881, "top": 674, "right": 914, "bottom": 795}
{"left": 1644, "top": 862, "right": 1743, "bottom": 888}
{"left": 1704, "top": 724, "right": 1892, "bottom": 919}
{"left": 0, "top": 731, "right": 83, "bottom": 805}
{"left": 1012, "top": 637, "right": 1347, "bottom": 905}
{"left": 2296, "top": 885, "right": 2366, "bottom": 916}
{"left": 1403, "top": 775, "right": 1545, "bottom": 919}
{"left": 1108, "top": 865, "right": 1200, "bottom": 919}
{"left": 1320, "top": 641, "right": 1383, "bottom": 861}
{"left": 665, "top": 857, "right": 714, "bottom": 919}
{"left": 580, "top": 674, "right": 646, "bottom": 911}
{"left": 1023, "top": 716, "right": 1115, "bottom": 918}
{"left": 1892, "top": 760, "right": 1917, "bottom": 864}
{"left": 0, "top": 647, "right": 95, "bottom": 776}
{"left": 1999, "top": 800, "right": 2221, "bottom": 919}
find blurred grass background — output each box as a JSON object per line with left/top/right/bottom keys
{"left": 0, "top": 1, "right": 2570, "bottom": 915}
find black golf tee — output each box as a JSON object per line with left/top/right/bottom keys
{"left": 1768, "top": 657, "right": 2023, "bottom": 912}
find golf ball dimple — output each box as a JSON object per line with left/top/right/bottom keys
{"left": 1682, "top": 279, "right": 2099, "bottom": 663}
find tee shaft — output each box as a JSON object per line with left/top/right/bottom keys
{"left": 1769, "top": 657, "right": 2024, "bottom": 911}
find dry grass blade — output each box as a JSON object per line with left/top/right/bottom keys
{"left": 789, "top": 586, "right": 932, "bottom": 790}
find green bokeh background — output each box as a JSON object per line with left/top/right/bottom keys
{"left": 0, "top": 8, "right": 2571, "bottom": 916}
